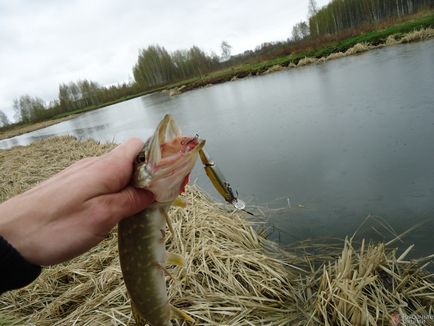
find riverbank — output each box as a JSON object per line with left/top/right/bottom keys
{"left": 0, "top": 136, "right": 433, "bottom": 325}
{"left": 1, "top": 12, "right": 433, "bottom": 142}
{"left": 168, "top": 20, "right": 434, "bottom": 94}
{"left": 0, "top": 115, "right": 79, "bottom": 141}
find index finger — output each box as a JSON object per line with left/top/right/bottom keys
{"left": 108, "top": 138, "right": 145, "bottom": 163}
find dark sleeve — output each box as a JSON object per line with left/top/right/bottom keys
{"left": 0, "top": 235, "right": 42, "bottom": 294}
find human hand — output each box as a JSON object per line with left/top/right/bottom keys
{"left": 0, "top": 138, "right": 154, "bottom": 266}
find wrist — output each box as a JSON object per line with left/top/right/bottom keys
{"left": 0, "top": 197, "right": 40, "bottom": 265}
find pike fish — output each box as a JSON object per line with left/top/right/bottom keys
{"left": 118, "top": 114, "right": 203, "bottom": 325}
{"left": 118, "top": 114, "right": 245, "bottom": 325}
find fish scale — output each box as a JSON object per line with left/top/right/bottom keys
{"left": 119, "top": 206, "right": 171, "bottom": 325}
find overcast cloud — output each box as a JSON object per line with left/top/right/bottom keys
{"left": 0, "top": 0, "right": 329, "bottom": 120}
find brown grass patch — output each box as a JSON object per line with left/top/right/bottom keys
{"left": 297, "top": 57, "right": 319, "bottom": 67}
{"left": 400, "top": 27, "right": 434, "bottom": 43}
{"left": 264, "top": 65, "right": 285, "bottom": 74}
{"left": 345, "top": 43, "right": 374, "bottom": 56}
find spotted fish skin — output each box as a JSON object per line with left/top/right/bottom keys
{"left": 118, "top": 205, "right": 171, "bottom": 326}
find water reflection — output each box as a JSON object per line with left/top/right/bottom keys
{"left": 1, "top": 40, "right": 434, "bottom": 257}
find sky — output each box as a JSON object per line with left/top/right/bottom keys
{"left": 0, "top": 0, "right": 329, "bottom": 121}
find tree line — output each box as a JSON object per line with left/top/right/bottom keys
{"left": 6, "top": 43, "right": 223, "bottom": 127}
{"left": 133, "top": 45, "right": 220, "bottom": 89}
{"left": 309, "top": 0, "right": 433, "bottom": 37}
{"left": 231, "top": 0, "right": 432, "bottom": 64}
{"left": 9, "top": 80, "right": 141, "bottom": 125}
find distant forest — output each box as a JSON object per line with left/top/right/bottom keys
{"left": 309, "top": 0, "right": 433, "bottom": 36}
{"left": 133, "top": 45, "right": 220, "bottom": 89}
{"left": 2, "top": 0, "right": 432, "bottom": 127}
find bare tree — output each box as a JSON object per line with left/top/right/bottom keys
{"left": 308, "top": 0, "right": 320, "bottom": 36}
{"left": 220, "top": 41, "right": 232, "bottom": 61}
{"left": 292, "top": 22, "right": 310, "bottom": 41}
{"left": 13, "top": 95, "right": 46, "bottom": 123}
{"left": 0, "top": 110, "right": 10, "bottom": 127}
{"left": 308, "top": 0, "right": 319, "bottom": 17}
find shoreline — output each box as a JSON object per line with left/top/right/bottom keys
{"left": 1, "top": 24, "right": 433, "bottom": 142}
{"left": 0, "top": 115, "right": 78, "bottom": 141}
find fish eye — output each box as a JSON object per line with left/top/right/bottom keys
{"left": 136, "top": 152, "right": 146, "bottom": 163}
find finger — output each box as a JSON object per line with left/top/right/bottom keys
{"left": 106, "top": 138, "right": 145, "bottom": 164}
{"left": 97, "top": 187, "right": 155, "bottom": 227}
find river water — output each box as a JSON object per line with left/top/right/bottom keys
{"left": 2, "top": 40, "right": 434, "bottom": 256}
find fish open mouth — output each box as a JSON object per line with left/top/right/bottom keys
{"left": 133, "top": 114, "right": 205, "bottom": 202}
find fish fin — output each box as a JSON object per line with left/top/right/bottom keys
{"left": 160, "top": 207, "right": 175, "bottom": 236}
{"left": 172, "top": 197, "right": 187, "bottom": 208}
{"left": 170, "top": 304, "right": 195, "bottom": 323}
{"left": 166, "top": 252, "right": 185, "bottom": 266}
{"left": 156, "top": 262, "right": 174, "bottom": 279}
{"left": 131, "top": 299, "right": 148, "bottom": 325}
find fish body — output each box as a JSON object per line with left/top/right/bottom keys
{"left": 118, "top": 205, "right": 171, "bottom": 325}
{"left": 118, "top": 115, "right": 203, "bottom": 325}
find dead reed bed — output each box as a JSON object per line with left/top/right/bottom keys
{"left": 264, "top": 65, "right": 285, "bottom": 74}
{"left": 288, "top": 27, "right": 434, "bottom": 71}
{"left": 297, "top": 57, "right": 319, "bottom": 67}
{"left": 399, "top": 27, "right": 434, "bottom": 43}
{"left": 0, "top": 136, "right": 433, "bottom": 325}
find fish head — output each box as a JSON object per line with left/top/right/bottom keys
{"left": 133, "top": 114, "right": 205, "bottom": 202}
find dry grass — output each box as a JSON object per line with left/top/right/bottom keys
{"left": 1, "top": 136, "right": 433, "bottom": 325}
{"left": 302, "top": 239, "right": 434, "bottom": 325}
{"left": 297, "top": 57, "right": 319, "bottom": 67}
{"left": 386, "top": 35, "right": 402, "bottom": 46}
{"left": 0, "top": 136, "right": 115, "bottom": 202}
{"left": 399, "top": 27, "right": 434, "bottom": 43}
{"left": 264, "top": 65, "right": 285, "bottom": 74}
{"left": 386, "top": 27, "right": 434, "bottom": 45}
{"left": 345, "top": 42, "right": 374, "bottom": 56}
